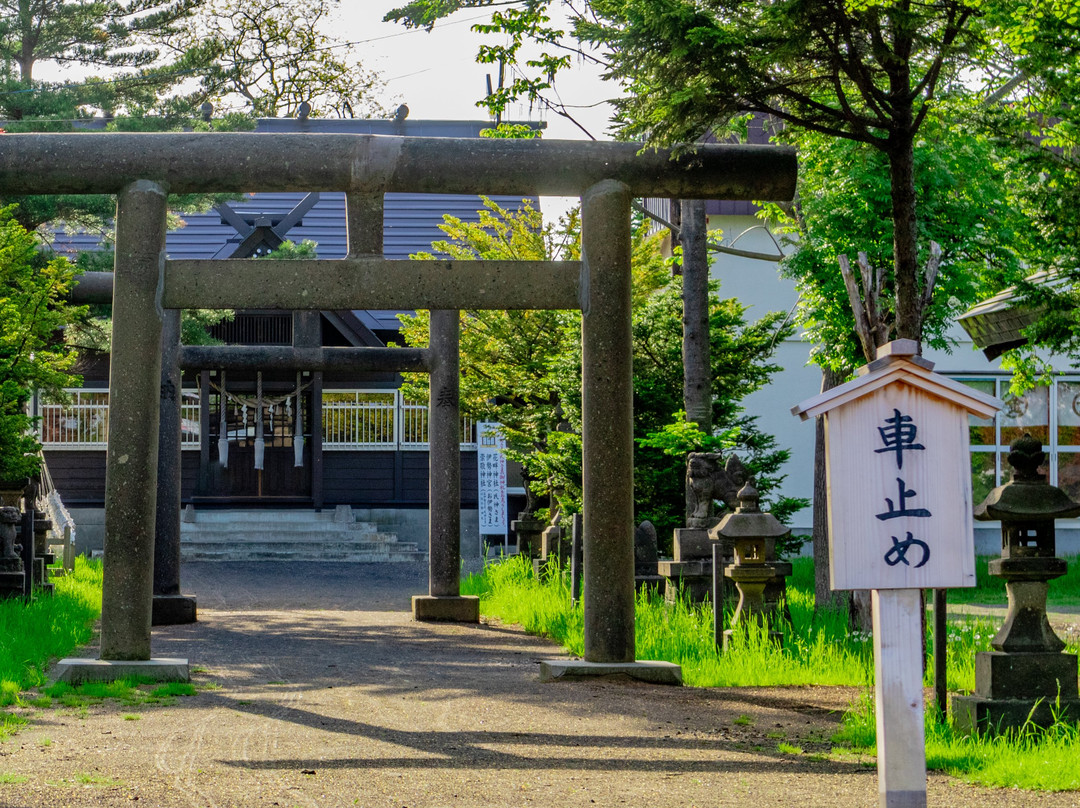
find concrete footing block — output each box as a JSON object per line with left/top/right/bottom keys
{"left": 152, "top": 594, "right": 197, "bottom": 626}
{"left": 539, "top": 659, "right": 683, "bottom": 685}
{"left": 53, "top": 657, "right": 190, "bottom": 685}
{"left": 411, "top": 595, "right": 480, "bottom": 623}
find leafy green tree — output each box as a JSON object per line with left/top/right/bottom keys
{"left": 971, "top": 1, "right": 1080, "bottom": 383}
{"left": 168, "top": 0, "right": 387, "bottom": 118}
{"left": 761, "top": 111, "right": 1025, "bottom": 605}
{"left": 0, "top": 0, "right": 208, "bottom": 120}
{"left": 398, "top": 198, "right": 801, "bottom": 545}
{"left": 0, "top": 207, "right": 83, "bottom": 480}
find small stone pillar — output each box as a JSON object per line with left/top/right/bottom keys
{"left": 709, "top": 482, "right": 791, "bottom": 651}
{"left": 953, "top": 434, "right": 1080, "bottom": 733}
{"left": 634, "top": 521, "right": 664, "bottom": 591}
{"left": 0, "top": 507, "right": 25, "bottom": 598}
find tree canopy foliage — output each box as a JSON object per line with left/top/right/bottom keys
{"left": 0, "top": 207, "right": 83, "bottom": 480}
{"left": 165, "top": 0, "right": 387, "bottom": 118}
{"left": 398, "top": 198, "right": 802, "bottom": 541}
{"left": 0, "top": 0, "right": 208, "bottom": 120}
{"left": 971, "top": 0, "right": 1080, "bottom": 381}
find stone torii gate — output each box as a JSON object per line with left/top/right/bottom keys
{"left": 0, "top": 133, "right": 795, "bottom": 681}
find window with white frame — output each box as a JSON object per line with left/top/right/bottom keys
{"left": 955, "top": 376, "right": 1080, "bottom": 504}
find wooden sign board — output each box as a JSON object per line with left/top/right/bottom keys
{"left": 794, "top": 344, "right": 1002, "bottom": 591}
{"left": 794, "top": 340, "right": 1003, "bottom": 808}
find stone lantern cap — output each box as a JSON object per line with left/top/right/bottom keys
{"left": 974, "top": 433, "right": 1080, "bottom": 523}
{"left": 710, "top": 483, "right": 791, "bottom": 541}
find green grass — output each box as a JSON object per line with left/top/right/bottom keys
{"left": 948, "top": 554, "right": 1080, "bottom": 606}
{"left": 834, "top": 690, "right": 1080, "bottom": 791}
{"left": 42, "top": 677, "right": 197, "bottom": 709}
{"left": 464, "top": 555, "right": 873, "bottom": 687}
{"left": 465, "top": 553, "right": 1080, "bottom": 791}
{"left": 0, "top": 557, "right": 101, "bottom": 707}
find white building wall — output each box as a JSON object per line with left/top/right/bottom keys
{"left": 706, "top": 214, "right": 1080, "bottom": 553}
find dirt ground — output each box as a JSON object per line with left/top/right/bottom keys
{"left": 0, "top": 562, "right": 1075, "bottom": 808}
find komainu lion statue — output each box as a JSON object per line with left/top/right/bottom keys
{"left": 685, "top": 452, "right": 748, "bottom": 527}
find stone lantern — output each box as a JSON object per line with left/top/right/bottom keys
{"left": 952, "top": 433, "right": 1080, "bottom": 734}
{"left": 709, "top": 482, "right": 791, "bottom": 650}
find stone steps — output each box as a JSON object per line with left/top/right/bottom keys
{"left": 180, "top": 508, "right": 425, "bottom": 562}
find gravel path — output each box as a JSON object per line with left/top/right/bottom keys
{"left": 0, "top": 562, "right": 1074, "bottom": 807}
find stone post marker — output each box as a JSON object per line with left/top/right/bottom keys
{"left": 793, "top": 339, "right": 1001, "bottom": 808}
{"left": 412, "top": 309, "right": 480, "bottom": 623}
{"left": 952, "top": 433, "right": 1080, "bottom": 733}
{"left": 0, "top": 506, "right": 24, "bottom": 599}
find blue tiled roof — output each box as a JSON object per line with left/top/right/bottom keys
{"left": 48, "top": 117, "right": 540, "bottom": 334}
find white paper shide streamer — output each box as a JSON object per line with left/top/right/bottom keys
{"left": 217, "top": 371, "right": 229, "bottom": 468}
{"left": 254, "top": 371, "right": 265, "bottom": 471}
{"left": 293, "top": 372, "right": 305, "bottom": 468}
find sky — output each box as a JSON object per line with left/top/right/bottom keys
{"left": 337, "top": 5, "right": 617, "bottom": 221}
{"left": 333, "top": 6, "right": 616, "bottom": 142}
{"left": 32, "top": 3, "right": 618, "bottom": 221}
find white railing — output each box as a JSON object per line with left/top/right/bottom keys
{"left": 38, "top": 390, "right": 109, "bottom": 448}
{"left": 400, "top": 400, "right": 429, "bottom": 447}
{"left": 322, "top": 392, "right": 397, "bottom": 447}
{"left": 323, "top": 390, "right": 476, "bottom": 450}
{"left": 180, "top": 391, "right": 200, "bottom": 446}
{"left": 40, "top": 389, "right": 201, "bottom": 449}
{"left": 41, "top": 388, "right": 476, "bottom": 451}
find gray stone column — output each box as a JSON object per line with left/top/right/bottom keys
{"left": 428, "top": 309, "right": 460, "bottom": 597}
{"left": 412, "top": 309, "right": 478, "bottom": 622}
{"left": 346, "top": 192, "right": 383, "bottom": 257}
{"left": 101, "top": 180, "right": 168, "bottom": 660}
{"left": 581, "top": 180, "right": 635, "bottom": 664}
{"left": 152, "top": 308, "right": 196, "bottom": 625}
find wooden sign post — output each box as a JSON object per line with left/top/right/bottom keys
{"left": 793, "top": 340, "right": 1001, "bottom": 808}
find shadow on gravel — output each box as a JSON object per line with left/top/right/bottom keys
{"left": 197, "top": 690, "right": 872, "bottom": 777}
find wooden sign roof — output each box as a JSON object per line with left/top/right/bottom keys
{"left": 792, "top": 340, "right": 1002, "bottom": 422}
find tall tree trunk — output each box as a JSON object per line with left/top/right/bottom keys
{"left": 680, "top": 199, "right": 711, "bottom": 433}
{"left": 889, "top": 129, "right": 920, "bottom": 342}
{"left": 813, "top": 366, "right": 847, "bottom": 613}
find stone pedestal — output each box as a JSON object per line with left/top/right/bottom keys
{"left": 0, "top": 571, "right": 24, "bottom": 599}
{"left": 539, "top": 659, "right": 682, "bottom": 685}
{"left": 152, "top": 594, "right": 198, "bottom": 626}
{"left": 953, "top": 649, "right": 1080, "bottom": 732}
{"left": 657, "top": 559, "right": 712, "bottom": 603}
{"left": 412, "top": 595, "right": 480, "bottom": 623}
{"left": 511, "top": 515, "right": 545, "bottom": 559}
{"left": 0, "top": 506, "right": 25, "bottom": 599}
{"left": 672, "top": 528, "right": 712, "bottom": 562}
{"left": 953, "top": 646, "right": 1080, "bottom": 734}
{"left": 533, "top": 524, "right": 570, "bottom": 580}
{"left": 53, "top": 657, "right": 189, "bottom": 685}
{"left": 723, "top": 563, "right": 781, "bottom": 651}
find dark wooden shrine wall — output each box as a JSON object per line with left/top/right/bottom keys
{"left": 44, "top": 449, "right": 479, "bottom": 509}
